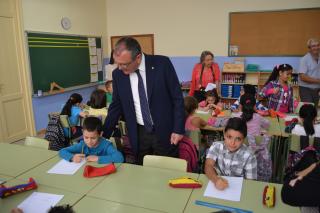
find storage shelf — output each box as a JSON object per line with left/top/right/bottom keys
{"left": 221, "top": 82, "right": 244, "bottom": 85}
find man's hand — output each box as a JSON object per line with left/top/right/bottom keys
{"left": 170, "top": 133, "right": 183, "bottom": 145}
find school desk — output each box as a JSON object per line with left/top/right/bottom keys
{"left": 0, "top": 178, "right": 82, "bottom": 213}
{"left": 87, "top": 163, "right": 199, "bottom": 213}
{"left": 0, "top": 143, "right": 57, "bottom": 177}
{"left": 73, "top": 196, "right": 162, "bottom": 213}
{"left": 184, "top": 174, "right": 299, "bottom": 213}
{"left": 16, "top": 156, "right": 121, "bottom": 194}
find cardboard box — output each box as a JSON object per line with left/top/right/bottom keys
{"left": 223, "top": 63, "right": 245, "bottom": 72}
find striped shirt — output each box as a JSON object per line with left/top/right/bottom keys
{"left": 206, "top": 141, "right": 257, "bottom": 179}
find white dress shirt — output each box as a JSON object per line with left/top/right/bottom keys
{"left": 129, "top": 54, "right": 151, "bottom": 125}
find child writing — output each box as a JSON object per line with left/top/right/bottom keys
{"left": 105, "top": 80, "right": 113, "bottom": 107}
{"left": 198, "top": 89, "right": 223, "bottom": 112}
{"left": 87, "top": 89, "right": 108, "bottom": 118}
{"left": 59, "top": 116, "right": 124, "bottom": 164}
{"left": 231, "top": 84, "right": 267, "bottom": 112}
{"left": 204, "top": 117, "right": 257, "bottom": 190}
{"left": 61, "top": 93, "right": 87, "bottom": 137}
{"left": 292, "top": 104, "right": 320, "bottom": 137}
{"left": 259, "top": 64, "right": 294, "bottom": 113}
{"left": 184, "top": 96, "right": 215, "bottom": 136}
{"left": 239, "top": 94, "right": 270, "bottom": 136}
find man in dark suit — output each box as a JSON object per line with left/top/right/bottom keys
{"left": 103, "top": 37, "right": 185, "bottom": 165}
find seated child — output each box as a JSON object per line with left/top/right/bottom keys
{"left": 105, "top": 80, "right": 113, "bottom": 107}
{"left": 61, "top": 93, "right": 87, "bottom": 138}
{"left": 59, "top": 117, "right": 124, "bottom": 164}
{"left": 204, "top": 117, "right": 257, "bottom": 190}
{"left": 292, "top": 104, "right": 320, "bottom": 137}
{"left": 198, "top": 89, "right": 223, "bottom": 113}
{"left": 87, "top": 89, "right": 108, "bottom": 119}
{"left": 238, "top": 94, "right": 270, "bottom": 136}
{"left": 231, "top": 84, "right": 267, "bottom": 112}
{"left": 185, "top": 96, "right": 211, "bottom": 135}
{"left": 259, "top": 64, "right": 294, "bottom": 113}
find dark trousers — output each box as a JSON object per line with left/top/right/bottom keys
{"left": 299, "top": 86, "right": 320, "bottom": 107}
{"left": 136, "top": 124, "right": 178, "bottom": 165}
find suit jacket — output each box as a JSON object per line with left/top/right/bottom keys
{"left": 103, "top": 54, "right": 185, "bottom": 154}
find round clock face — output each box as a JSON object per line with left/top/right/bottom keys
{"left": 61, "top": 17, "right": 71, "bottom": 30}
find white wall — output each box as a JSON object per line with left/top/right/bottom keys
{"left": 22, "top": 0, "right": 108, "bottom": 56}
{"left": 106, "top": 0, "right": 320, "bottom": 56}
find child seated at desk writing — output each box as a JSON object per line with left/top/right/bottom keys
{"left": 292, "top": 104, "right": 320, "bottom": 137}
{"left": 59, "top": 117, "right": 124, "bottom": 164}
{"left": 198, "top": 89, "right": 223, "bottom": 113}
{"left": 204, "top": 117, "right": 257, "bottom": 190}
{"left": 86, "top": 89, "right": 108, "bottom": 119}
{"left": 230, "top": 84, "right": 267, "bottom": 112}
{"left": 61, "top": 93, "right": 87, "bottom": 138}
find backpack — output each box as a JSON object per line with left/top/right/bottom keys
{"left": 179, "top": 136, "right": 199, "bottom": 173}
{"left": 247, "top": 135, "right": 272, "bottom": 182}
{"left": 45, "top": 114, "right": 69, "bottom": 151}
{"left": 285, "top": 136, "right": 320, "bottom": 180}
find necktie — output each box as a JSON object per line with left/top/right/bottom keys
{"left": 135, "top": 70, "right": 153, "bottom": 132}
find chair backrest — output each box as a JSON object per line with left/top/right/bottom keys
{"left": 143, "top": 155, "right": 187, "bottom": 172}
{"left": 59, "top": 114, "right": 71, "bottom": 128}
{"left": 188, "top": 130, "right": 201, "bottom": 148}
{"left": 289, "top": 134, "right": 319, "bottom": 152}
{"left": 25, "top": 136, "right": 49, "bottom": 149}
{"left": 118, "top": 120, "right": 127, "bottom": 136}
{"left": 108, "top": 137, "right": 117, "bottom": 149}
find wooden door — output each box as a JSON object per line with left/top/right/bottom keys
{"left": 0, "top": 0, "right": 34, "bottom": 142}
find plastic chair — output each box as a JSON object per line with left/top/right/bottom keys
{"left": 25, "top": 136, "right": 49, "bottom": 149}
{"left": 143, "top": 155, "right": 187, "bottom": 172}
{"left": 118, "top": 120, "right": 127, "bottom": 136}
{"left": 289, "top": 134, "right": 320, "bottom": 152}
{"left": 108, "top": 137, "right": 117, "bottom": 149}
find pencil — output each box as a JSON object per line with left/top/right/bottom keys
{"left": 81, "top": 144, "right": 84, "bottom": 155}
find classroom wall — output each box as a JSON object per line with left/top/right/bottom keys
{"left": 22, "top": 0, "right": 107, "bottom": 131}
{"left": 106, "top": 0, "right": 320, "bottom": 56}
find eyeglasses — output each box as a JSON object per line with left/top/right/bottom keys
{"left": 118, "top": 60, "right": 135, "bottom": 69}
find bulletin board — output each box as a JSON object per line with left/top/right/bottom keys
{"left": 229, "top": 8, "right": 320, "bottom": 56}
{"left": 110, "top": 34, "right": 154, "bottom": 55}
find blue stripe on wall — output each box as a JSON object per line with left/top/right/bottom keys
{"left": 33, "top": 56, "right": 301, "bottom": 131}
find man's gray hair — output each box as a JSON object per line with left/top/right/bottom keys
{"left": 114, "top": 37, "right": 142, "bottom": 60}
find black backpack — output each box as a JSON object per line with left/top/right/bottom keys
{"left": 45, "top": 114, "right": 69, "bottom": 151}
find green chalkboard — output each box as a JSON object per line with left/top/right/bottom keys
{"left": 27, "top": 32, "right": 102, "bottom": 93}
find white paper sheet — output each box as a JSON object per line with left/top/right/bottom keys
{"left": 47, "top": 159, "right": 85, "bottom": 175}
{"left": 88, "top": 37, "right": 96, "bottom": 47}
{"left": 89, "top": 46, "right": 97, "bottom": 55}
{"left": 97, "top": 48, "right": 102, "bottom": 71}
{"left": 196, "top": 110, "right": 210, "bottom": 114}
{"left": 90, "top": 73, "right": 98, "bottom": 82}
{"left": 90, "top": 65, "right": 98, "bottom": 73}
{"left": 205, "top": 83, "right": 216, "bottom": 92}
{"left": 18, "top": 192, "right": 64, "bottom": 213}
{"left": 90, "top": 55, "right": 98, "bottom": 64}
{"left": 204, "top": 176, "right": 243, "bottom": 202}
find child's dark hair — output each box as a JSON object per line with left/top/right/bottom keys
{"left": 83, "top": 116, "right": 103, "bottom": 134}
{"left": 105, "top": 80, "right": 112, "bottom": 89}
{"left": 265, "top": 64, "right": 293, "bottom": 86}
{"left": 109, "top": 50, "right": 114, "bottom": 64}
{"left": 89, "top": 89, "right": 106, "bottom": 109}
{"left": 225, "top": 117, "right": 247, "bottom": 138}
{"left": 48, "top": 205, "right": 75, "bottom": 213}
{"left": 299, "top": 104, "right": 317, "bottom": 136}
{"left": 205, "top": 89, "right": 220, "bottom": 104}
{"left": 240, "top": 94, "right": 256, "bottom": 122}
{"left": 243, "top": 84, "right": 256, "bottom": 96}
{"left": 184, "top": 96, "right": 198, "bottom": 117}
{"left": 61, "top": 93, "right": 83, "bottom": 116}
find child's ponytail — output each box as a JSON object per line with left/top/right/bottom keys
{"left": 240, "top": 94, "right": 256, "bottom": 122}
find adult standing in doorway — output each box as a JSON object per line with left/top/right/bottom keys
{"left": 189, "top": 51, "right": 220, "bottom": 102}
{"left": 102, "top": 37, "right": 185, "bottom": 164}
{"left": 298, "top": 38, "right": 320, "bottom": 107}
